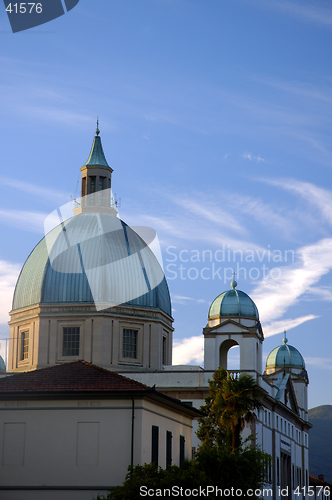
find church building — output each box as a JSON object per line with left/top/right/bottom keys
{"left": 1, "top": 126, "right": 311, "bottom": 499}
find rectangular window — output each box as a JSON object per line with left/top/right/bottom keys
{"left": 63, "top": 327, "right": 80, "bottom": 356}
{"left": 151, "top": 426, "right": 159, "bottom": 466}
{"left": 21, "top": 331, "right": 29, "bottom": 360}
{"left": 99, "top": 176, "right": 105, "bottom": 191}
{"left": 123, "top": 329, "right": 138, "bottom": 358}
{"left": 179, "top": 435, "right": 185, "bottom": 466}
{"left": 166, "top": 431, "right": 172, "bottom": 468}
{"left": 276, "top": 415, "right": 278, "bottom": 428}
{"left": 82, "top": 177, "right": 86, "bottom": 196}
{"left": 90, "top": 176, "right": 96, "bottom": 193}
{"left": 277, "top": 457, "right": 280, "bottom": 485}
{"left": 162, "top": 336, "right": 167, "bottom": 365}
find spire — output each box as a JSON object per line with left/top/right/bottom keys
{"left": 283, "top": 331, "right": 288, "bottom": 344}
{"left": 83, "top": 120, "right": 111, "bottom": 169}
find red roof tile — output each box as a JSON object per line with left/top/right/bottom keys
{"left": 0, "top": 360, "right": 150, "bottom": 394}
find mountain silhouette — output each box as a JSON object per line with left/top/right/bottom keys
{"left": 309, "top": 405, "right": 332, "bottom": 482}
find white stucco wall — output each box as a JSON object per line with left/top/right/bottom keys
{"left": 0, "top": 395, "right": 194, "bottom": 500}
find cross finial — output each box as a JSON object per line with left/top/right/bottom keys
{"left": 283, "top": 330, "right": 288, "bottom": 344}
{"left": 230, "top": 270, "right": 237, "bottom": 289}
{"left": 95, "top": 116, "right": 100, "bottom": 136}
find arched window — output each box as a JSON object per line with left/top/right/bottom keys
{"left": 219, "top": 339, "right": 239, "bottom": 370}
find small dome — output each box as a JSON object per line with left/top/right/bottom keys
{"left": 12, "top": 212, "right": 171, "bottom": 317}
{"left": 266, "top": 337, "right": 305, "bottom": 370}
{"left": 0, "top": 356, "right": 6, "bottom": 373}
{"left": 208, "top": 283, "right": 259, "bottom": 320}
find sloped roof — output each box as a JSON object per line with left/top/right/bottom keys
{"left": 0, "top": 361, "right": 203, "bottom": 418}
{"left": 83, "top": 132, "right": 110, "bottom": 168}
{"left": 0, "top": 360, "right": 150, "bottom": 393}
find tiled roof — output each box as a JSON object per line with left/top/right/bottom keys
{"left": 0, "top": 360, "right": 150, "bottom": 394}
{"left": 309, "top": 475, "right": 332, "bottom": 487}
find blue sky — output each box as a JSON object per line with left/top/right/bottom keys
{"left": 1, "top": 0, "right": 332, "bottom": 409}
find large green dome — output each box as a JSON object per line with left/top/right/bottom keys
{"left": 12, "top": 212, "right": 171, "bottom": 316}
{"left": 266, "top": 337, "right": 305, "bottom": 370}
{"left": 208, "top": 282, "right": 259, "bottom": 320}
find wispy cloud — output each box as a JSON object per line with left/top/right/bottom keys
{"left": 306, "top": 357, "right": 332, "bottom": 370}
{"left": 241, "top": 152, "right": 265, "bottom": 162}
{"left": 0, "top": 260, "right": 21, "bottom": 325}
{"left": 19, "top": 106, "right": 92, "bottom": 127}
{"left": 261, "top": 0, "right": 332, "bottom": 26}
{"left": 219, "top": 190, "right": 299, "bottom": 238}
{"left": 254, "top": 77, "right": 332, "bottom": 107}
{"left": 252, "top": 238, "right": 332, "bottom": 323}
{"left": 0, "top": 209, "right": 48, "bottom": 233}
{"left": 171, "top": 314, "right": 318, "bottom": 365}
{"left": 263, "top": 315, "right": 318, "bottom": 338}
{"left": 172, "top": 196, "right": 245, "bottom": 234}
{"left": 141, "top": 213, "right": 265, "bottom": 255}
{"left": 1, "top": 177, "right": 71, "bottom": 203}
{"left": 261, "top": 178, "right": 332, "bottom": 227}
{"left": 120, "top": 187, "right": 272, "bottom": 252}
{"left": 171, "top": 295, "right": 208, "bottom": 305}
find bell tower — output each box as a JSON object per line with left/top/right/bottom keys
{"left": 203, "top": 280, "right": 263, "bottom": 376}
{"left": 74, "top": 121, "right": 116, "bottom": 215}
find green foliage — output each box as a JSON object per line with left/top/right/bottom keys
{"left": 95, "top": 462, "right": 207, "bottom": 500}
{"left": 195, "top": 445, "right": 270, "bottom": 492}
{"left": 197, "top": 368, "right": 265, "bottom": 451}
{"left": 196, "top": 367, "right": 231, "bottom": 448}
{"left": 94, "top": 447, "right": 270, "bottom": 500}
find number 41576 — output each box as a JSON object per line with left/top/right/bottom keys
{"left": 6, "top": 3, "right": 42, "bottom": 14}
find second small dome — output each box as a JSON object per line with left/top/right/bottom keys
{"left": 208, "top": 282, "right": 259, "bottom": 320}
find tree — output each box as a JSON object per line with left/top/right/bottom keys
{"left": 196, "top": 367, "right": 231, "bottom": 448}
{"left": 197, "top": 368, "right": 265, "bottom": 451}
{"left": 95, "top": 462, "right": 208, "bottom": 500}
{"left": 195, "top": 368, "right": 269, "bottom": 493}
{"left": 217, "top": 372, "right": 265, "bottom": 451}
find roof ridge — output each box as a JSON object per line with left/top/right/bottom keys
{"left": 80, "top": 360, "right": 151, "bottom": 389}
